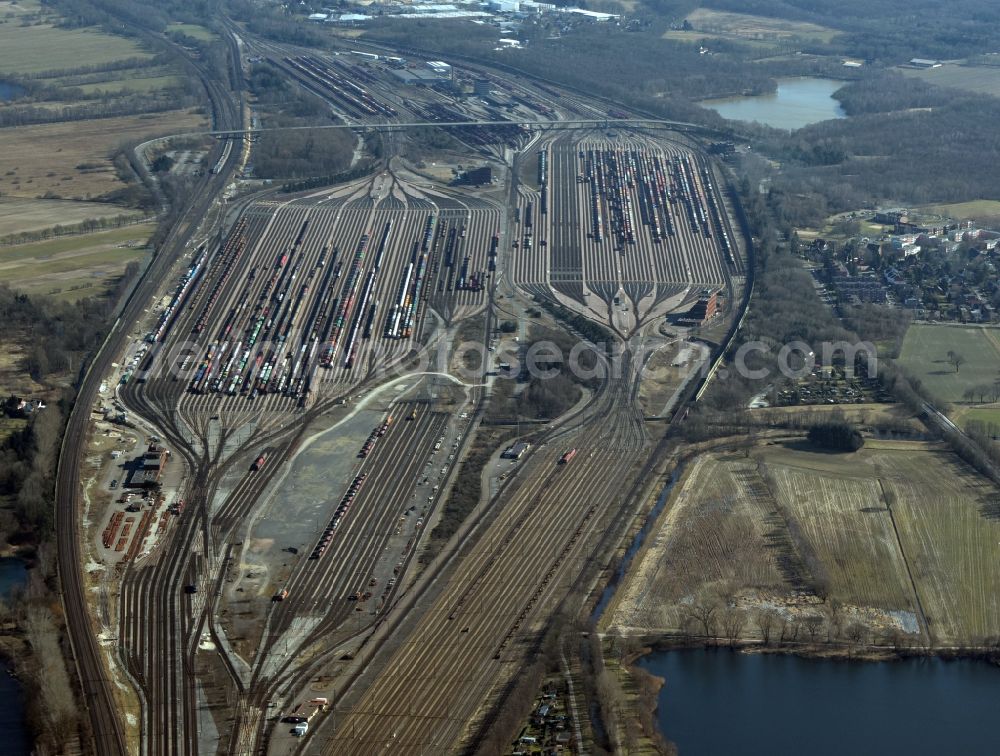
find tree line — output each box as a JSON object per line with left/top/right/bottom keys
{"left": 0, "top": 214, "right": 150, "bottom": 247}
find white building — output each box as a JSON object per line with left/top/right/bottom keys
{"left": 561, "top": 7, "right": 618, "bottom": 21}
{"left": 427, "top": 60, "right": 453, "bottom": 75}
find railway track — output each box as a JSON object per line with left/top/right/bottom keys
{"left": 315, "top": 359, "right": 646, "bottom": 753}
{"left": 54, "top": 13, "right": 247, "bottom": 754}
{"left": 59, "top": 19, "right": 752, "bottom": 755}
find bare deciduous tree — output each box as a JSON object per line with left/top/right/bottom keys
{"left": 721, "top": 608, "right": 747, "bottom": 647}
{"left": 684, "top": 598, "right": 719, "bottom": 639}
{"left": 804, "top": 615, "right": 824, "bottom": 643}
{"left": 947, "top": 350, "right": 965, "bottom": 373}
{"left": 752, "top": 610, "right": 776, "bottom": 645}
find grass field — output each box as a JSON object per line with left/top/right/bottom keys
{"left": 74, "top": 74, "right": 183, "bottom": 96}
{"left": 0, "top": 109, "right": 206, "bottom": 200}
{"left": 166, "top": 22, "right": 216, "bottom": 42}
{"left": 797, "top": 213, "right": 891, "bottom": 242}
{"left": 897, "top": 324, "right": 1000, "bottom": 403}
{"left": 661, "top": 29, "right": 777, "bottom": 51}
{"left": 953, "top": 405, "right": 1000, "bottom": 429}
{"left": 0, "top": 22, "right": 151, "bottom": 75}
{"left": 919, "top": 200, "right": 1000, "bottom": 223}
{"left": 900, "top": 63, "right": 1000, "bottom": 98}
{"left": 605, "top": 441, "right": 1000, "bottom": 647}
{"left": 0, "top": 224, "right": 152, "bottom": 301}
{"left": 0, "top": 197, "right": 142, "bottom": 237}
{"left": 679, "top": 8, "right": 839, "bottom": 44}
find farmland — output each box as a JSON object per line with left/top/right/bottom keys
{"left": 0, "top": 109, "right": 207, "bottom": 200}
{"left": 0, "top": 1, "right": 204, "bottom": 211}
{"left": 676, "top": 8, "right": 839, "bottom": 44}
{"left": 901, "top": 63, "right": 1000, "bottom": 99}
{"left": 0, "top": 224, "right": 152, "bottom": 301}
{"left": 74, "top": 74, "right": 184, "bottom": 96}
{"left": 0, "top": 198, "right": 143, "bottom": 238}
{"left": 897, "top": 324, "right": 1000, "bottom": 403}
{"left": 0, "top": 22, "right": 151, "bottom": 76}
{"left": 605, "top": 441, "right": 1000, "bottom": 647}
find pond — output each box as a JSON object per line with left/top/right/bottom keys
{"left": 638, "top": 648, "right": 1000, "bottom": 755}
{"left": 700, "top": 77, "right": 846, "bottom": 130}
{"left": 0, "top": 558, "right": 30, "bottom": 756}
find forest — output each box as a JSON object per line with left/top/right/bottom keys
{"left": 0, "top": 283, "right": 133, "bottom": 382}
{"left": 703, "top": 0, "right": 1000, "bottom": 61}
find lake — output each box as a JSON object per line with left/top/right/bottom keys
{"left": 700, "top": 77, "right": 846, "bottom": 130}
{"left": 0, "top": 558, "right": 30, "bottom": 756}
{"left": 639, "top": 648, "right": 1000, "bottom": 755}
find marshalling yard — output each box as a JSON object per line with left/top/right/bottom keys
{"left": 70, "top": 23, "right": 747, "bottom": 756}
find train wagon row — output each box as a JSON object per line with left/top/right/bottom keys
{"left": 310, "top": 472, "right": 369, "bottom": 559}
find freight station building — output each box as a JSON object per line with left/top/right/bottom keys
{"left": 125, "top": 443, "right": 170, "bottom": 489}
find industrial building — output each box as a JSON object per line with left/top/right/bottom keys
{"left": 685, "top": 288, "right": 718, "bottom": 324}
{"left": 125, "top": 443, "right": 169, "bottom": 489}
{"left": 391, "top": 67, "right": 451, "bottom": 85}
{"left": 456, "top": 165, "right": 493, "bottom": 185}
{"left": 502, "top": 442, "right": 530, "bottom": 460}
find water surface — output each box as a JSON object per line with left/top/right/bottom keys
{"left": 0, "top": 558, "right": 27, "bottom": 598}
{"left": 700, "top": 77, "right": 846, "bottom": 129}
{"left": 0, "top": 558, "right": 29, "bottom": 756}
{"left": 0, "top": 81, "right": 24, "bottom": 102}
{"left": 639, "top": 648, "right": 1000, "bottom": 755}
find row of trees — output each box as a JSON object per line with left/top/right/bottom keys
{"left": 807, "top": 420, "right": 865, "bottom": 451}
{"left": 676, "top": 591, "right": 910, "bottom": 652}
{"left": 0, "top": 213, "right": 149, "bottom": 247}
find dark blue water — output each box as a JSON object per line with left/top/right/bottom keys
{"left": 0, "top": 671, "right": 30, "bottom": 755}
{"left": 0, "top": 558, "right": 30, "bottom": 756}
{"left": 0, "top": 81, "right": 24, "bottom": 102}
{"left": 639, "top": 648, "right": 1000, "bottom": 756}
{"left": 0, "top": 558, "right": 27, "bottom": 597}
